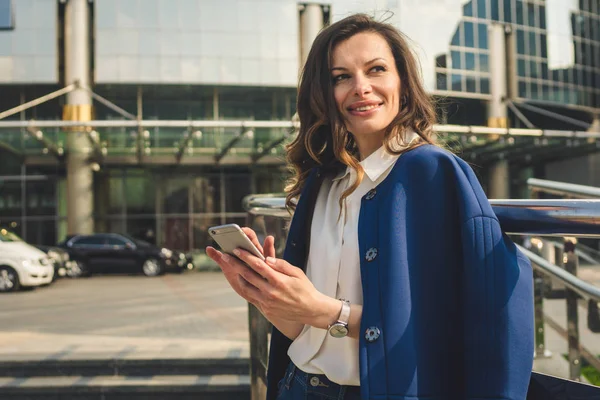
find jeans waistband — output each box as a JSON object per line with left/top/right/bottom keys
{"left": 283, "top": 362, "right": 361, "bottom": 397}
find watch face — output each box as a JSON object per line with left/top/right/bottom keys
{"left": 329, "top": 324, "right": 348, "bottom": 338}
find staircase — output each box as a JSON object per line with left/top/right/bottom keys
{"left": 0, "top": 358, "right": 250, "bottom": 399}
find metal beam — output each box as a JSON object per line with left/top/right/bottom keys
{"left": 215, "top": 127, "right": 251, "bottom": 163}
{"left": 86, "top": 130, "right": 104, "bottom": 163}
{"left": 506, "top": 100, "right": 535, "bottom": 128}
{"left": 252, "top": 135, "right": 289, "bottom": 162}
{"left": 514, "top": 102, "right": 591, "bottom": 129}
{"left": 0, "top": 84, "right": 77, "bottom": 120}
{"left": 175, "top": 128, "right": 200, "bottom": 164}
{"left": 79, "top": 85, "right": 136, "bottom": 120}
{"left": 0, "top": 139, "right": 23, "bottom": 158}
{"left": 25, "top": 127, "right": 64, "bottom": 160}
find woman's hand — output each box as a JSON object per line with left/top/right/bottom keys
{"left": 206, "top": 227, "right": 340, "bottom": 330}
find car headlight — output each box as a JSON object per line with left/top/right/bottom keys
{"left": 47, "top": 250, "right": 60, "bottom": 261}
{"left": 20, "top": 258, "right": 33, "bottom": 267}
{"left": 161, "top": 248, "right": 173, "bottom": 258}
{"left": 179, "top": 253, "right": 185, "bottom": 260}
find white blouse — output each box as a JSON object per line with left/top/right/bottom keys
{"left": 287, "top": 140, "right": 411, "bottom": 385}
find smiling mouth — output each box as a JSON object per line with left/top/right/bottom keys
{"left": 348, "top": 103, "right": 383, "bottom": 112}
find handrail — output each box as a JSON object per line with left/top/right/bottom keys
{"left": 244, "top": 195, "right": 600, "bottom": 237}
{"left": 517, "top": 245, "right": 600, "bottom": 302}
{"left": 528, "top": 178, "right": 600, "bottom": 199}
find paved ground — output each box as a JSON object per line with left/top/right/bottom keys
{"left": 0, "top": 267, "right": 599, "bottom": 384}
{"left": 0, "top": 272, "right": 249, "bottom": 361}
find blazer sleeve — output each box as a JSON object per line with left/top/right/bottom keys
{"left": 454, "top": 159, "right": 534, "bottom": 399}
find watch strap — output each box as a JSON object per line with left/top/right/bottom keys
{"left": 337, "top": 299, "right": 351, "bottom": 325}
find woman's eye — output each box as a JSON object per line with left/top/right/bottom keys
{"left": 332, "top": 74, "right": 349, "bottom": 83}
{"left": 371, "top": 65, "right": 386, "bottom": 73}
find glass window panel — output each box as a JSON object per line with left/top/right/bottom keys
{"left": 191, "top": 176, "right": 221, "bottom": 214}
{"left": 0, "top": 0, "right": 13, "bottom": 29}
{"left": 518, "top": 80, "right": 527, "bottom": 97}
{"left": 539, "top": 5, "right": 546, "bottom": 29}
{"left": 477, "top": 0, "right": 487, "bottom": 19}
{"left": 224, "top": 174, "right": 252, "bottom": 213}
{"left": 451, "top": 74, "right": 463, "bottom": 91}
{"left": 540, "top": 34, "right": 547, "bottom": 58}
{"left": 466, "top": 77, "right": 477, "bottom": 92}
{"left": 479, "top": 54, "right": 489, "bottom": 72}
{"left": 125, "top": 173, "right": 155, "bottom": 214}
{"left": 451, "top": 24, "right": 461, "bottom": 46}
{"left": 529, "top": 60, "right": 538, "bottom": 78}
{"left": 451, "top": 50, "right": 462, "bottom": 69}
{"left": 0, "top": 182, "right": 22, "bottom": 218}
{"left": 480, "top": 77, "right": 490, "bottom": 93}
{"left": 160, "top": 216, "right": 190, "bottom": 251}
{"left": 464, "top": 22, "right": 475, "bottom": 47}
{"left": 541, "top": 62, "right": 548, "bottom": 80}
{"left": 464, "top": 1, "right": 473, "bottom": 16}
{"left": 490, "top": 0, "right": 499, "bottom": 21}
{"left": 161, "top": 179, "right": 190, "bottom": 214}
{"left": 478, "top": 23, "right": 488, "bottom": 49}
{"left": 530, "top": 82, "right": 539, "bottom": 99}
{"left": 503, "top": 0, "right": 512, "bottom": 23}
{"left": 516, "top": 0, "right": 524, "bottom": 25}
{"left": 465, "top": 52, "right": 476, "bottom": 70}
{"left": 541, "top": 84, "right": 550, "bottom": 100}
{"left": 529, "top": 32, "right": 537, "bottom": 57}
{"left": 26, "top": 180, "right": 55, "bottom": 216}
{"left": 517, "top": 58, "right": 526, "bottom": 76}
{"left": 436, "top": 54, "right": 447, "bottom": 69}
{"left": 526, "top": 3, "right": 535, "bottom": 26}
{"left": 193, "top": 216, "right": 220, "bottom": 251}
{"left": 127, "top": 218, "right": 157, "bottom": 245}
{"left": 25, "top": 220, "right": 56, "bottom": 247}
{"left": 517, "top": 29, "right": 525, "bottom": 54}
{"left": 436, "top": 72, "right": 447, "bottom": 90}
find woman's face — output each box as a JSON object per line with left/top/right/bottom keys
{"left": 331, "top": 32, "right": 402, "bottom": 151}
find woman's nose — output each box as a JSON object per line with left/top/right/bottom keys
{"left": 354, "top": 74, "right": 372, "bottom": 96}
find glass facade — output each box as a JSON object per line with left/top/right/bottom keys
{"left": 434, "top": 0, "right": 600, "bottom": 108}
{"left": 0, "top": 0, "right": 57, "bottom": 83}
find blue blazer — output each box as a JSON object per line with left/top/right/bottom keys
{"left": 267, "top": 145, "right": 534, "bottom": 400}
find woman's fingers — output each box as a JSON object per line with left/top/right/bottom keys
{"left": 241, "top": 227, "right": 264, "bottom": 255}
{"left": 263, "top": 235, "right": 276, "bottom": 259}
{"left": 233, "top": 248, "right": 277, "bottom": 282}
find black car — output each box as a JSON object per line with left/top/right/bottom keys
{"left": 57, "top": 233, "right": 186, "bottom": 277}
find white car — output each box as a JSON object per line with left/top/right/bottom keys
{"left": 0, "top": 229, "right": 54, "bottom": 292}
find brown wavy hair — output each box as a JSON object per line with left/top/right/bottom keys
{"left": 285, "top": 13, "right": 437, "bottom": 211}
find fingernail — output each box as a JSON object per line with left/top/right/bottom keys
{"left": 221, "top": 253, "right": 231, "bottom": 262}
{"left": 266, "top": 257, "right": 276, "bottom": 265}
{"left": 232, "top": 249, "right": 241, "bottom": 257}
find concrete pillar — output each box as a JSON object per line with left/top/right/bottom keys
{"left": 488, "top": 159, "right": 510, "bottom": 199}
{"left": 299, "top": 3, "right": 325, "bottom": 69}
{"left": 63, "top": 0, "right": 94, "bottom": 235}
{"left": 487, "top": 23, "right": 508, "bottom": 128}
{"left": 589, "top": 115, "right": 600, "bottom": 132}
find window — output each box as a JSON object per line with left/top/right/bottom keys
{"left": 464, "top": 22, "right": 475, "bottom": 47}
{"left": 478, "top": 23, "right": 488, "bottom": 49}
{"left": 107, "top": 236, "right": 127, "bottom": 247}
{"left": 71, "top": 236, "right": 106, "bottom": 247}
{"left": 0, "top": 0, "right": 13, "bottom": 30}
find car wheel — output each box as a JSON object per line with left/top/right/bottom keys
{"left": 0, "top": 266, "right": 20, "bottom": 293}
{"left": 142, "top": 258, "right": 162, "bottom": 277}
{"left": 68, "top": 260, "right": 89, "bottom": 278}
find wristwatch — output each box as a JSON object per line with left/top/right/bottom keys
{"left": 328, "top": 299, "right": 351, "bottom": 338}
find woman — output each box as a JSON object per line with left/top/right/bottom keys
{"left": 206, "top": 14, "right": 534, "bottom": 400}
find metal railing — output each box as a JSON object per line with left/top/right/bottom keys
{"left": 243, "top": 179, "right": 600, "bottom": 398}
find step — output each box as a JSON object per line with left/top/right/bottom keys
{"left": 0, "top": 358, "right": 249, "bottom": 377}
{"left": 0, "top": 374, "right": 250, "bottom": 400}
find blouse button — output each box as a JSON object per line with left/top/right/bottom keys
{"left": 365, "top": 189, "right": 376, "bottom": 200}
{"left": 365, "top": 247, "right": 378, "bottom": 262}
{"left": 365, "top": 326, "right": 381, "bottom": 342}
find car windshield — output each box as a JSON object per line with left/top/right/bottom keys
{"left": 0, "top": 229, "right": 24, "bottom": 242}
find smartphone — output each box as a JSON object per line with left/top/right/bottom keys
{"left": 208, "top": 224, "right": 265, "bottom": 261}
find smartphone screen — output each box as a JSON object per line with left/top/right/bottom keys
{"left": 208, "top": 224, "right": 265, "bottom": 261}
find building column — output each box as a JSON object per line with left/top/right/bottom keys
{"left": 487, "top": 23, "right": 510, "bottom": 199}
{"left": 63, "top": 0, "right": 94, "bottom": 235}
{"left": 299, "top": 3, "right": 326, "bottom": 69}
{"left": 488, "top": 159, "right": 510, "bottom": 199}
{"left": 589, "top": 115, "right": 600, "bottom": 132}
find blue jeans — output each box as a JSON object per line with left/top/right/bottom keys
{"left": 276, "top": 362, "right": 362, "bottom": 400}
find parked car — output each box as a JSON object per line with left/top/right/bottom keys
{"left": 57, "top": 233, "right": 187, "bottom": 277}
{"left": 34, "top": 245, "right": 73, "bottom": 281}
{"left": 0, "top": 229, "right": 54, "bottom": 292}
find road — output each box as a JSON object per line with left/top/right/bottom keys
{"left": 0, "top": 272, "right": 249, "bottom": 361}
